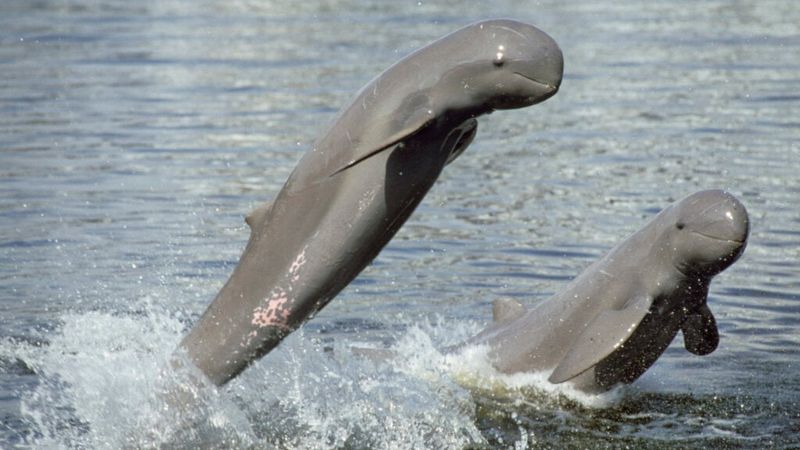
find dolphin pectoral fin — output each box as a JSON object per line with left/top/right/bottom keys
{"left": 492, "top": 297, "right": 526, "bottom": 324}
{"left": 329, "top": 125, "right": 429, "bottom": 176}
{"left": 548, "top": 294, "right": 653, "bottom": 384}
{"left": 444, "top": 118, "right": 478, "bottom": 165}
{"left": 245, "top": 200, "right": 274, "bottom": 231}
{"left": 681, "top": 305, "right": 719, "bottom": 355}
{"left": 329, "top": 96, "right": 437, "bottom": 176}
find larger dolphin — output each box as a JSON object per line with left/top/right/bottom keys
{"left": 462, "top": 190, "right": 749, "bottom": 392}
{"left": 179, "top": 19, "right": 564, "bottom": 385}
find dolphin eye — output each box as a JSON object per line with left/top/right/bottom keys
{"left": 493, "top": 45, "right": 505, "bottom": 67}
{"left": 676, "top": 222, "right": 685, "bottom": 230}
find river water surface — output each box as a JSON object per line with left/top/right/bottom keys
{"left": 1, "top": 0, "right": 799, "bottom": 448}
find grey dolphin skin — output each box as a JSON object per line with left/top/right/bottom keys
{"left": 178, "top": 19, "right": 564, "bottom": 385}
{"left": 463, "top": 190, "right": 749, "bottom": 392}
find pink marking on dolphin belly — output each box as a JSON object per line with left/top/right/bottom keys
{"left": 289, "top": 248, "right": 307, "bottom": 283}
{"left": 242, "top": 248, "right": 310, "bottom": 348}
{"left": 251, "top": 288, "right": 291, "bottom": 329}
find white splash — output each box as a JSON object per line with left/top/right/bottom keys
{"left": 386, "top": 320, "right": 624, "bottom": 410}
{"left": 4, "top": 305, "right": 481, "bottom": 449}
{"left": 6, "top": 304, "right": 623, "bottom": 449}
{"left": 8, "top": 304, "right": 255, "bottom": 449}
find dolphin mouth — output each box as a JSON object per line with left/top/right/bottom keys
{"left": 690, "top": 230, "right": 745, "bottom": 245}
{"left": 674, "top": 231, "right": 747, "bottom": 277}
{"left": 513, "top": 72, "right": 560, "bottom": 97}
{"left": 486, "top": 72, "right": 560, "bottom": 110}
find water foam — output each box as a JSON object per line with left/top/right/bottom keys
{"left": 10, "top": 304, "right": 256, "bottom": 449}
{"left": 8, "top": 305, "right": 623, "bottom": 449}
{"left": 7, "top": 307, "right": 482, "bottom": 448}
{"left": 228, "top": 325, "right": 485, "bottom": 449}
{"left": 386, "top": 320, "right": 624, "bottom": 409}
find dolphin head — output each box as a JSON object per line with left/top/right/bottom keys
{"left": 664, "top": 190, "right": 749, "bottom": 277}
{"left": 432, "top": 19, "right": 564, "bottom": 115}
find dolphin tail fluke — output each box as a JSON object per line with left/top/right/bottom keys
{"left": 492, "top": 298, "right": 526, "bottom": 324}
{"left": 681, "top": 305, "right": 719, "bottom": 355}
{"left": 548, "top": 294, "right": 653, "bottom": 384}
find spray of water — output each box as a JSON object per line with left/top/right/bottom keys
{"left": 6, "top": 301, "right": 622, "bottom": 449}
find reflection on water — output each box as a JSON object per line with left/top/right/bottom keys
{"left": 1, "top": 0, "right": 799, "bottom": 448}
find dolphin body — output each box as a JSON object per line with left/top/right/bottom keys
{"left": 179, "top": 19, "right": 564, "bottom": 385}
{"left": 462, "top": 190, "right": 749, "bottom": 392}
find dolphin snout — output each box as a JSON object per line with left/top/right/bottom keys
{"left": 514, "top": 44, "right": 564, "bottom": 98}
{"left": 680, "top": 190, "right": 749, "bottom": 244}
{"left": 718, "top": 193, "right": 749, "bottom": 243}
{"left": 696, "top": 192, "right": 749, "bottom": 244}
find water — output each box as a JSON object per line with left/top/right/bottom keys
{"left": 1, "top": 0, "right": 798, "bottom": 448}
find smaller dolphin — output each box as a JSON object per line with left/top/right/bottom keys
{"left": 462, "top": 190, "right": 749, "bottom": 392}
